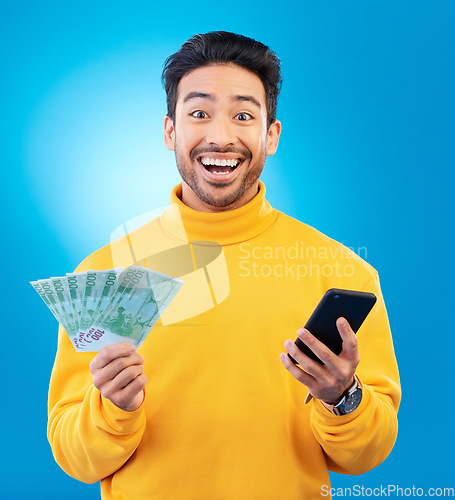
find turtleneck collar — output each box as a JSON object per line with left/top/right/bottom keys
{"left": 158, "top": 181, "right": 278, "bottom": 246}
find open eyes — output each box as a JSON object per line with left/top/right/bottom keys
{"left": 189, "top": 110, "right": 253, "bottom": 121}
{"left": 235, "top": 113, "right": 252, "bottom": 121}
{"left": 191, "top": 110, "right": 208, "bottom": 119}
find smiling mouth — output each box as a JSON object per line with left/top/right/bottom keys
{"left": 198, "top": 157, "right": 244, "bottom": 176}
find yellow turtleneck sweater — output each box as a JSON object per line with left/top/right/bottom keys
{"left": 48, "top": 182, "right": 400, "bottom": 500}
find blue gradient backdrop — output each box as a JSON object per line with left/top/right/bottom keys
{"left": 2, "top": 1, "right": 453, "bottom": 498}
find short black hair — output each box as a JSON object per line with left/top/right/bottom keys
{"left": 161, "top": 31, "right": 282, "bottom": 129}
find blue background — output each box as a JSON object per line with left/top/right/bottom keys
{"left": 2, "top": 1, "right": 454, "bottom": 498}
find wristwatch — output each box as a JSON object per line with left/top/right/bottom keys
{"left": 321, "top": 375, "right": 362, "bottom": 416}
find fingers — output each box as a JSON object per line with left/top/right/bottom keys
{"left": 280, "top": 320, "right": 359, "bottom": 403}
{"left": 90, "top": 343, "right": 136, "bottom": 371}
{"left": 283, "top": 330, "right": 327, "bottom": 377}
{"left": 289, "top": 319, "right": 359, "bottom": 369}
{"left": 89, "top": 343, "right": 147, "bottom": 412}
{"left": 92, "top": 351, "right": 145, "bottom": 386}
{"left": 295, "top": 328, "right": 338, "bottom": 368}
{"left": 102, "top": 371, "right": 148, "bottom": 412}
{"left": 337, "top": 317, "right": 360, "bottom": 365}
{"left": 279, "top": 349, "right": 316, "bottom": 387}
{"left": 92, "top": 355, "right": 144, "bottom": 390}
{"left": 280, "top": 334, "right": 341, "bottom": 401}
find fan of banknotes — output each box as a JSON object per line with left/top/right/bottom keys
{"left": 30, "top": 265, "right": 184, "bottom": 352}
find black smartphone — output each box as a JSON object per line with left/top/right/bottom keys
{"left": 289, "top": 288, "right": 377, "bottom": 365}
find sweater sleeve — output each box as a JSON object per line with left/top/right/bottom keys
{"left": 47, "top": 247, "right": 147, "bottom": 483}
{"left": 309, "top": 273, "right": 401, "bottom": 475}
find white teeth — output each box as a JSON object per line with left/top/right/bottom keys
{"left": 200, "top": 157, "right": 240, "bottom": 167}
{"left": 211, "top": 170, "right": 230, "bottom": 175}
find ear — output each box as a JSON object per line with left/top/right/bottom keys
{"left": 164, "top": 115, "right": 175, "bottom": 151}
{"left": 266, "top": 120, "right": 281, "bottom": 156}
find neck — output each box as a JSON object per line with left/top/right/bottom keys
{"left": 159, "top": 181, "right": 278, "bottom": 246}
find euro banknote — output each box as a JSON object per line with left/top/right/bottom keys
{"left": 31, "top": 265, "right": 184, "bottom": 352}
{"left": 79, "top": 268, "right": 123, "bottom": 334}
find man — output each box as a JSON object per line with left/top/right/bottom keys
{"left": 48, "top": 31, "right": 400, "bottom": 499}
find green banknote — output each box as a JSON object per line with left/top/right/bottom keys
{"left": 31, "top": 265, "right": 184, "bottom": 352}
{"left": 30, "top": 280, "right": 71, "bottom": 333}
{"left": 79, "top": 268, "right": 123, "bottom": 333}
{"left": 83, "top": 266, "right": 183, "bottom": 351}
{"left": 48, "top": 277, "right": 78, "bottom": 339}
{"left": 66, "top": 272, "right": 87, "bottom": 334}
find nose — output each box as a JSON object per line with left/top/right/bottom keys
{"left": 205, "top": 116, "right": 236, "bottom": 147}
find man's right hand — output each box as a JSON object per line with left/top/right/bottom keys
{"left": 89, "top": 343, "right": 147, "bottom": 412}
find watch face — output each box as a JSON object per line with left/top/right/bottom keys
{"left": 344, "top": 389, "right": 362, "bottom": 413}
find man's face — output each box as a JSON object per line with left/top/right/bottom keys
{"left": 164, "top": 64, "right": 281, "bottom": 212}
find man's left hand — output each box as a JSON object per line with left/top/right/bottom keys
{"left": 280, "top": 317, "right": 359, "bottom": 404}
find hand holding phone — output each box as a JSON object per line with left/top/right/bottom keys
{"left": 289, "top": 288, "right": 377, "bottom": 365}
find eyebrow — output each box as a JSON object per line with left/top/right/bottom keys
{"left": 182, "top": 91, "right": 262, "bottom": 109}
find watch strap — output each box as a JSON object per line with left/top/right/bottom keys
{"left": 320, "top": 374, "right": 362, "bottom": 415}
